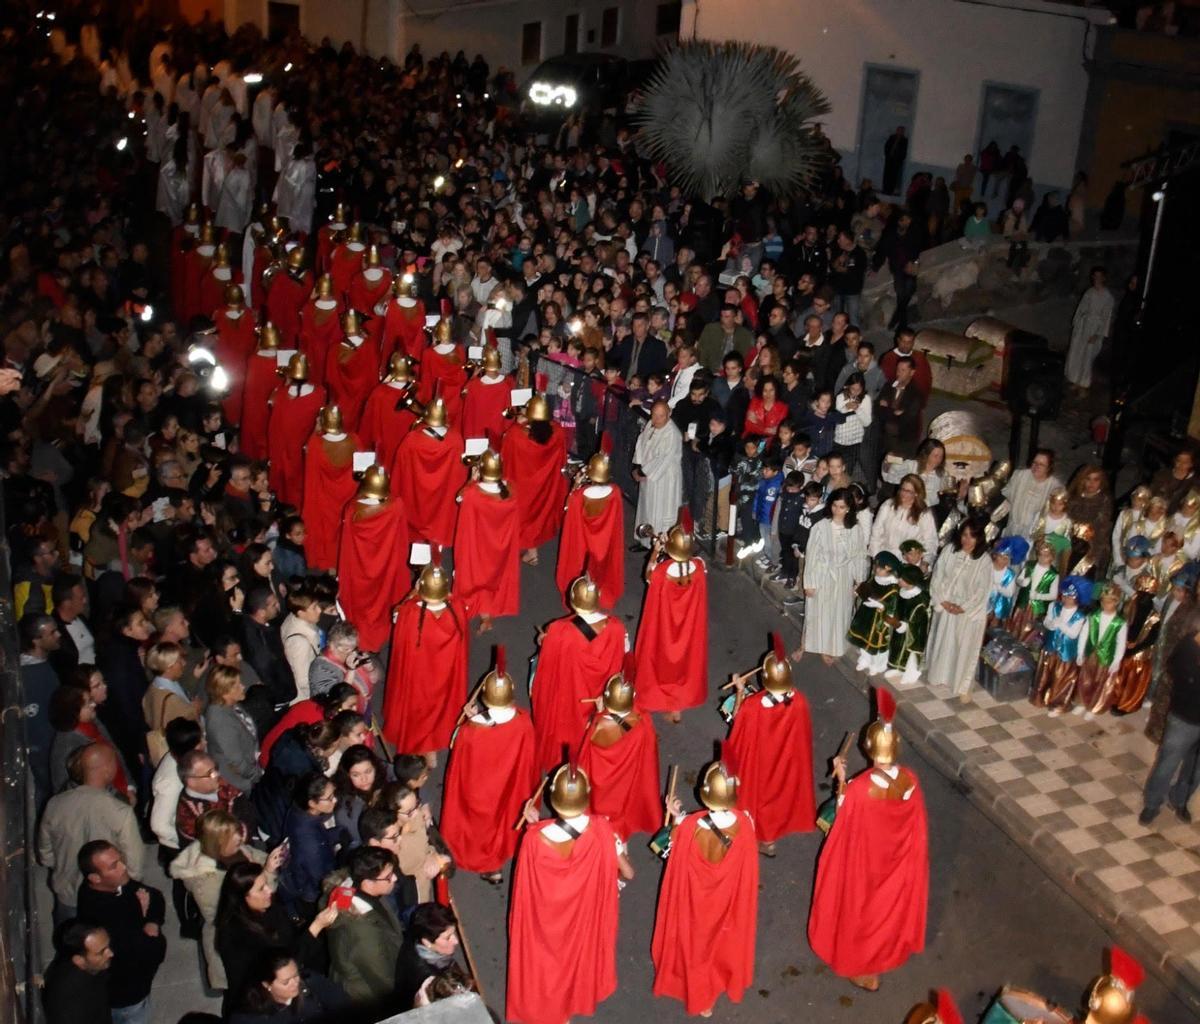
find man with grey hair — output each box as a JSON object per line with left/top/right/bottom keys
{"left": 309, "top": 619, "right": 366, "bottom": 696}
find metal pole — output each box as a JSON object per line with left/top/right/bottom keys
{"left": 1136, "top": 183, "right": 1167, "bottom": 329}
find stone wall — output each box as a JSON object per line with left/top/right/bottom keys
{"left": 859, "top": 235, "right": 1140, "bottom": 331}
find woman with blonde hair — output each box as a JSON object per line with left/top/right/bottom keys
{"left": 205, "top": 663, "right": 262, "bottom": 792}
{"left": 170, "top": 808, "right": 280, "bottom": 990}
{"left": 143, "top": 640, "right": 203, "bottom": 765}
{"left": 870, "top": 474, "right": 938, "bottom": 566}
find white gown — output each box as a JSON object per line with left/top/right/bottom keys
{"left": 925, "top": 547, "right": 994, "bottom": 694}
{"left": 1003, "top": 468, "right": 1062, "bottom": 539}
{"left": 1065, "top": 287, "right": 1114, "bottom": 388}
{"left": 802, "top": 518, "right": 866, "bottom": 657}
{"left": 869, "top": 501, "right": 939, "bottom": 566}
{"left": 215, "top": 165, "right": 253, "bottom": 233}
{"left": 633, "top": 420, "right": 683, "bottom": 537}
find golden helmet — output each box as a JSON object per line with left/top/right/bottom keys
{"left": 761, "top": 632, "right": 792, "bottom": 695}
{"left": 602, "top": 655, "right": 636, "bottom": 714}
{"left": 357, "top": 465, "right": 389, "bottom": 501}
{"left": 365, "top": 244, "right": 382, "bottom": 269}
{"left": 1180, "top": 490, "right": 1200, "bottom": 517}
{"left": 340, "top": 309, "right": 363, "bottom": 336}
{"left": 330, "top": 202, "right": 348, "bottom": 226}
{"left": 318, "top": 405, "right": 344, "bottom": 435}
{"left": 258, "top": 322, "right": 281, "bottom": 350}
{"left": 185, "top": 202, "right": 201, "bottom": 225}
{"left": 478, "top": 449, "right": 503, "bottom": 483}
{"left": 664, "top": 507, "right": 695, "bottom": 562}
{"left": 417, "top": 560, "right": 451, "bottom": 603}
{"left": 269, "top": 214, "right": 288, "bottom": 236}
{"left": 1130, "top": 485, "right": 1152, "bottom": 506}
{"left": 384, "top": 352, "right": 413, "bottom": 383}
{"left": 214, "top": 242, "right": 231, "bottom": 268}
{"left": 699, "top": 760, "right": 738, "bottom": 812}
{"left": 393, "top": 273, "right": 416, "bottom": 299}
{"left": 481, "top": 646, "right": 515, "bottom": 710}
{"left": 224, "top": 284, "right": 245, "bottom": 308}
{"left": 1084, "top": 948, "right": 1143, "bottom": 1024}
{"left": 199, "top": 222, "right": 217, "bottom": 245}
{"left": 315, "top": 274, "right": 334, "bottom": 300}
{"left": 433, "top": 317, "right": 453, "bottom": 345}
{"left": 864, "top": 687, "right": 900, "bottom": 767}
{"left": 422, "top": 397, "right": 447, "bottom": 429}
{"left": 548, "top": 764, "right": 590, "bottom": 818}
{"left": 1133, "top": 572, "right": 1158, "bottom": 595}
{"left": 586, "top": 452, "right": 612, "bottom": 485}
{"left": 284, "top": 352, "right": 309, "bottom": 381}
{"left": 482, "top": 346, "right": 502, "bottom": 373}
{"left": 904, "top": 990, "right": 963, "bottom": 1024}
{"left": 346, "top": 222, "right": 365, "bottom": 244}
{"left": 568, "top": 574, "right": 600, "bottom": 615}
{"left": 286, "top": 246, "right": 308, "bottom": 272}
{"left": 525, "top": 394, "right": 551, "bottom": 423}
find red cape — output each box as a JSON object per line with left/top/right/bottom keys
{"left": 265, "top": 270, "right": 312, "bottom": 347}
{"left": 301, "top": 433, "right": 361, "bottom": 571}
{"left": 532, "top": 615, "right": 626, "bottom": 773}
{"left": 212, "top": 309, "right": 258, "bottom": 422}
{"left": 382, "top": 299, "right": 428, "bottom": 361}
{"left": 726, "top": 689, "right": 816, "bottom": 841}
{"left": 391, "top": 427, "right": 466, "bottom": 547}
{"left": 578, "top": 711, "right": 661, "bottom": 839}
{"left": 417, "top": 345, "right": 467, "bottom": 425}
{"left": 180, "top": 245, "right": 216, "bottom": 323}
{"left": 453, "top": 482, "right": 520, "bottom": 620}
{"left": 347, "top": 269, "right": 393, "bottom": 314}
{"left": 651, "top": 810, "right": 759, "bottom": 1013}
{"left": 250, "top": 244, "right": 273, "bottom": 303}
{"left": 556, "top": 486, "right": 625, "bottom": 610}
{"left": 329, "top": 244, "right": 366, "bottom": 301}
{"left": 460, "top": 375, "right": 513, "bottom": 447}
{"left": 439, "top": 709, "right": 537, "bottom": 872}
{"left": 267, "top": 384, "right": 325, "bottom": 508}
{"left": 807, "top": 769, "right": 929, "bottom": 977}
{"left": 336, "top": 498, "right": 411, "bottom": 651}
{"left": 323, "top": 335, "right": 380, "bottom": 433}
{"left": 501, "top": 424, "right": 568, "bottom": 549}
{"left": 506, "top": 817, "right": 619, "bottom": 1024}
{"left": 169, "top": 227, "right": 194, "bottom": 316}
{"left": 634, "top": 559, "right": 709, "bottom": 712}
{"left": 239, "top": 354, "right": 281, "bottom": 459}
{"left": 359, "top": 383, "right": 417, "bottom": 470}
{"left": 315, "top": 224, "right": 341, "bottom": 275}
{"left": 259, "top": 699, "right": 323, "bottom": 766}
{"left": 298, "top": 299, "right": 343, "bottom": 387}
{"left": 381, "top": 597, "right": 468, "bottom": 754}
{"left": 197, "top": 268, "right": 242, "bottom": 323}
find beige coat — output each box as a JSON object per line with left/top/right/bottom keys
{"left": 37, "top": 784, "right": 143, "bottom": 907}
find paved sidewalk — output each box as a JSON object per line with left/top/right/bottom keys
{"left": 736, "top": 559, "right": 1200, "bottom": 1015}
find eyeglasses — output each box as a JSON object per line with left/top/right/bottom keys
{"left": 188, "top": 768, "right": 220, "bottom": 780}
{"left": 374, "top": 870, "right": 396, "bottom": 884}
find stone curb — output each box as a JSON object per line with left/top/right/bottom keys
{"left": 732, "top": 556, "right": 1200, "bottom": 1015}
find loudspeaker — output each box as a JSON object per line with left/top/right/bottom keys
{"left": 1008, "top": 348, "right": 1066, "bottom": 420}
{"left": 1000, "top": 330, "right": 1048, "bottom": 403}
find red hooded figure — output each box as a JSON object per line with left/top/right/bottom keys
{"left": 556, "top": 437, "right": 624, "bottom": 610}
{"left": 500, "top": 396, "right": 568, "bottom": 556}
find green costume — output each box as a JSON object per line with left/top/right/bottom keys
{"left": 848, "top": 575, "right": 899, "bottom": 653}
{"left": 887, "top": 586, "right": 931, "bottom": 672}
{"left": 1015, "top": 561, "right": 1058, "bottom": 617}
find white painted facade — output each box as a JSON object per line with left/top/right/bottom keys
{"left": 682, "top": 0, "right": 1112, "bottom": 195}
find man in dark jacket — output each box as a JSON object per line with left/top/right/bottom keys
{"left": 394, "top": 901, "right": 462, "bottom": 1012}
{"left": 611, "top": 313, "right": 668, "bottom": 381}
{"left": 877, "top": 357, "right": 925, "bottom": 459}
{"left": 51, "top": 572, "right": 94, "bottom": 679}
{"left": 672, "top": 376, "right": 721, "bottom": 524}
{"left": 42, "top": 920, "right": 112, "bottom": 1024}
{"left": 20, "top": 612, "right": 62, "bottom": 807}
{"left": 76, "top": 841, "right": 166, "bottom": 1024}
{"left": 1141, "top": 630, "right": 1200, "bottom": 825}
{"left": 97, "top": 607, "right": 154, "bottom": 806}
{"left": 328, "top": 846, "right": 406, "bottom": 1016}
{"left": 239, "top": 585, "right": 297, "bottom": 708}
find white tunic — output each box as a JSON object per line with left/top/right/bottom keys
{"left": 215, "top": 165, "right": 253, "bottom": 233}
{"left": 1065, "top": 286, "right": 1114, "bottom": 388}
{"left": 926, "top": 548, "right": 994, "bottom": 694}
{"left": 1003, "top": 468, "right": 1062, "bottom": 539}
{"left": 802, "top": 519, "right": 866, "bottom": 657}
{"left": 634, "top": 420, "right": 683, "bottom": 537}
{"left": 274, "top": 158, "right": 316, "bottom": 234}
{"left": 869, "top": 501, "right": 939, "bottom": 566}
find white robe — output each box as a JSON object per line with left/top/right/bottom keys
{"left": 802, "top": 519, "right": 866, "bottom": 657}
{"left": 634, "top": 420, "right": 683, "bottom": 538}
{"left": 1003, "top": 468, "right": 1062, "bottom": 539}
{"left": 156, "top": 158, "right": 191, "bottom": 226}
{"left": 1065, "top": 287, "right": 1114, "bottom": 388}
{"left": 201, "top": 148, "right": 227, "bottom": 212}
{"left": 869, "top": 501, "right": 939, "bottom": 567}
{"left": 925, "top": 548, "right": 994, "bottom": 694}
{"left": 215, "top": 165, "right": 253, "bottom": 233}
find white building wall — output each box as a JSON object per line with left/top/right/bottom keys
{"left": 683, "top": 0, "right": 1108, "bottom": 193}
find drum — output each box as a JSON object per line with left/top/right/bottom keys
{"left": 648, "top": 825, "right": 673, "bottom": 860}
{"left": 981, "top": 986, "right": 1072, "bottom": 1024}
{"left": 815, "top": 796, "right": 837, "bottom": 834}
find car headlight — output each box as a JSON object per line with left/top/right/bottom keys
{"left": 529, "top": 82, "right": 577, "bottom": 108}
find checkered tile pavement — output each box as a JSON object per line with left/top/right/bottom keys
{"left": 834, "top": 658, "right": 1200, "bottom": 1007}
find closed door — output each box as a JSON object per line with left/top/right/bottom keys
{"left": 564, "top": 13, "right": 579, "bottom": 55}
{"left": 856, "top": 66, "right": 919, "bottom": 194}
{"left": 976, "top": 83, "right": 1039, "bottom": 169}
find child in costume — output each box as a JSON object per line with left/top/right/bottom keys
{"left": 1011, "top": 539, "right": 1059, "bottom": 644}
{"left": 848, "top": 551, "right": 901, "bottom": 676}
{"left": 1074, "top": 582, "right": 1127, "bottom": 720}
{"left": 1030, "top": 486, "right": 1073, "bottom": 577}
{"left": 1110, "top": 485, "right": 1150, "bottom": 560}
{"left": 1169, "top": 489, "right": 1200, "bottom": 559}
{"left": 1141, "top": 493, "right": 1169, "bottom": 552}
{"left": 1152, "top": 531, "right": 1188, "bottom": 602}
{"left": 885, "top": 564, "right": 931, "bottom": 687}
{"left": 1111, "top": 534, "right": 1153, "bottom": 598}
{"left": 988, "top": 536, "right": 1028, "bottom": 627}
{"left": 899, "top": 538, "right": 927, "bottom": 576}
{"left": 1032, "top": 575, "right": 1091, "bottom": 716}
{"left": 1110, "top": 571, "right": 1162, "bottom": 715}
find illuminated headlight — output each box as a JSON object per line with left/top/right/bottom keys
{"left": 187, "top": 345, "right": 216, "bottom": 366}
{"left": 209, "top": 366, "right": 230, "bottom": 392}
{"left": 244, "top": 72, "right": 263, "bottom": 85}
{"left": 529, "top": 82, "right": 577, "bottom": 108}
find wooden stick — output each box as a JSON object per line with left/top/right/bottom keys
{"left": 446, "top": 884, "right": 486, "bottom": 1003}
{"left": 832, "top": 731, "right": 855, "bottom": 797}
{"left": 719, "top": 667, "right": 764, "bottom": 691}
{"left": 454, "top": 678, "right": 488, "bottom": 727}
{"left": 663, "top": 765, "right": 678, "bottom": 827}
{"left": 513, "top": 780, "right": 545, "bottom": 830}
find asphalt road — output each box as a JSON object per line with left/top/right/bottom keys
{"left": 439, "top": 535, "right": 1195, "bottom": 1024}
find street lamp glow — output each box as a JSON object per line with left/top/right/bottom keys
{"left": 244, "top": 72, "right": 263, "bottom": 85}
{"left": 115, "top": 137, "right": 127, "bottom": 151}
{"left": 284, "top": 62, "right": 293, "bottom": 72}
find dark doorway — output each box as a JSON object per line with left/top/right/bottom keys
{"left": 267, "top": 2, "right": 301, "bottom": 44}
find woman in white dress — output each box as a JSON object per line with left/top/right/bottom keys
{"left": 926, "top": 520, "right": 994, "bottom": 700}
{"left": 802, "top": 488, "right": 866, "bottom": 665}
{"left": 870, "top": 474, "right": 939, "bottom": 567}
{"left": 1065, "top": 267, "right": 1114, "bottom": 390}
{"left": 156, "top": 134, "right": 192, "bottom": 226}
